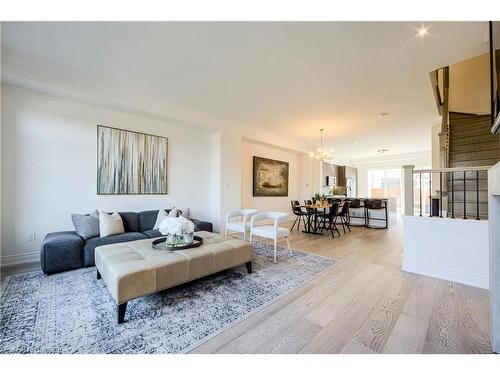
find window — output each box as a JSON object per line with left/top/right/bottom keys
{"left": 368, "top": 168, "right": 402, "bottom": 211}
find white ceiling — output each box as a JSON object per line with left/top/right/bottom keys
{"left": 1, "top": 21, "right": 489, "bottom": 158}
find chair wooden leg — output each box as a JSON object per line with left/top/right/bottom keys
{"left": 273, "top": 239, "right": 277, "bottom": 264}
{"left": 290, "top": 216, "right": 298, "bottom": 231}
{"left": 286, "top": 237, "right": 292, "bottom": 256}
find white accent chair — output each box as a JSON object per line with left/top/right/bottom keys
{"left": 225, "top": 209, "right": 259, "bottom": 241}
{"left": 250, "top": 211, "right": 292, "bottom": 263}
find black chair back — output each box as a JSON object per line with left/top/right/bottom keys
{"left": 291, "top": 200, "right": 303, "bottom": 215}
{"left": 328, "top": 202, "right": 340, "bottom": 219}
{"left": 365, "top": 199, "right": 384, "bottom": 209}
{"left": 340, "top": 200, "right": 351, "bottom": 216}
{"left": 349, "top": 199, "right": 361, "bottom": 208}
{"left": 305, "top": 200, "right": 313, "bottom": 205}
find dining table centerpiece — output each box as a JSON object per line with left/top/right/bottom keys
{"left": 159, "top": 216, "right": 196, "bottom": 246}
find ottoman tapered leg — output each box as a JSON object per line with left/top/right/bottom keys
{"left": 96, "top": 269, "right": 101, "bottom": 279}
{"left": 245, "top": 261, "right": 252, "bottom": 274}
{"left": 117, "top": 302, "right": 127, "bottom": 324}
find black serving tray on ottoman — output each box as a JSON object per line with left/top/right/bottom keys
{"left": 152, "top": 236, "right": 203, "bottom": 251}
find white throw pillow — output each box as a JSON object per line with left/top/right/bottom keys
{"left": 98, "top": 211, "right": 125, "bottom": 237}
{"left": 153, "top": 209, "right": 168, "bottom": 230}
{"left": 168, "top": 208, "right": 180, "bottom": 217}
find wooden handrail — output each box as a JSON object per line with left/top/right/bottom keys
{"left": 429, "top": 70, "right": 443, "bottom": 115}
{"left": 413, "top": 166, "right": 490, "bottom": 173}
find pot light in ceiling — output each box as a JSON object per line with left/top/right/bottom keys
{"left": 378, "top": 112, "right": 389, "bottom": 119}
{"left": 416, "top": 24, "right": 429, "bottom": 38}
{"left": 377, "top": 148, "right": 389, "bottom": 156}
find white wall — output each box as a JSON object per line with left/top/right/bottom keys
{"left": 449, "top": 53, "right": 490, "bottom": 115}
{"left": 402, "top": 216, "right": 489, "bottom": 289}
{"left": 1, "top": 84, "right": 214, "bottom": 266}
{"left": 241, "top": 139, "right": 304, "bottom": 216}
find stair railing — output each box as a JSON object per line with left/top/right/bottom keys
{"left": 403, "top": 165, "right": 490, "bottom": 220}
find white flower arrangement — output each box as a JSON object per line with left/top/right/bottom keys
{"left": 159, "top": 216, "right": 195, "bottom": 246}
{"left": 159, "top": 216, "right": 195, "bottom": 236}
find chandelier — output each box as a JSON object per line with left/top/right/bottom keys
{"left": 308, "top": 129, "right": 334, "bottom": 161}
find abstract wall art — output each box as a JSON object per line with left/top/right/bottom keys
{"left": 97, "top": 125, "right": 168, "bottom": 194}
{"left": 253, "top": 156, "right": 289, "bottom": 197}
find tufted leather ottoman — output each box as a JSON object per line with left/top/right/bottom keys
{"left": 95, "top": 231, "right": 253, "bottom": 323}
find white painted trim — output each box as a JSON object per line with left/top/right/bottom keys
{"left": 402, "top": 260, "right": 489, "bottom": 290}
{"left": 1, "top": 252, "right": 39, "bottom": 267}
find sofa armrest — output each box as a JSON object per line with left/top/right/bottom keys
{"left": 191, "top": 219, "right": 213, "bottom": 233}
{"left": 40, "top": 231, "right": 84, "bottom": 274}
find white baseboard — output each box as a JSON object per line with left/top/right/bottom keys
{"left": 402, "top": 261, "right": 489, "bottom": 290}
{"left": 1, "top": 252, "right": 39, "bottom": 267}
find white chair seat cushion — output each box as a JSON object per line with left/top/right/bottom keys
{"left": 251, "top": 225, "right": 289, "bottom": 239}
{"left": 226, "top": 221, "right": 250, "bottom": 233}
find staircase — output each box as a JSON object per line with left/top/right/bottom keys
{"left": 447, "top": 112, "right": 500, "bottom": 219}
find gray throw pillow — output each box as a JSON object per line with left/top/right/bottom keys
{"left": 71, "top": 210, "right": 100, "bottom": 240}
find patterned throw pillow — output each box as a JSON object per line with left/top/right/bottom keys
{"left": 153, "top": 209, "right": 168, "bottom": 230}
{"left": 98, "top": 211, "right": 125, "bottom": 237}
{"left": 71, "top": 210, "right": 100, "bottom": 240}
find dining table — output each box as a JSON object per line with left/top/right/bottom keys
{"left": 295, "top": 202, "right": 334, "bottom": 235}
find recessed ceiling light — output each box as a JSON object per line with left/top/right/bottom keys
{"left": 354, "top": 141, "right": 359, "bottom": 145}
{"left": 416, "top": 25, "right": 429, "bottom": 38}
{"left": 378, "top": 112, "right": 389, "bottom": 119}
{"left": 377, "top": 148, "right": 389, "bottom": 156}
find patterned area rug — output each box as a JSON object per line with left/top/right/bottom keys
{"left": 0, "top": 241, "right": 335, "bottom": 354}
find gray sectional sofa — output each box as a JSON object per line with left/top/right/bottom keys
{"left": 40, "top": 209, "right": 213, "bottom": 274}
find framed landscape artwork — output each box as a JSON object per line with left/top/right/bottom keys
{"left": 97, "top": 125, "right": 168, "bottom": 194}
{"left": 253, "top": 156, "right": 289, "bottom": 197}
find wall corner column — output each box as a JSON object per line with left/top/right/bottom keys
{"left": 403, "top": 165, "right": 415, "bottom": 216}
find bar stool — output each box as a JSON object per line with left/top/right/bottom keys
{"left": 347, "top": 198, "right": 366, "bottom": 227}
{"left": 363, "top": 199, "right": 388, "bottom": 229}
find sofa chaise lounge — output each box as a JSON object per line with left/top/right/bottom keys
{"left": 40, "top": 209, "right": 213, "bottom": 274}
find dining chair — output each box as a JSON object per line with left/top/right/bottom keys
{"left": 335, "top": 200, "right": 351, "bottom": 233}
{"left": 319, "top": 202, "right": 341, "bottom": 238}
{"left": 304, "top": 200, "right": 315, "bottom": 214}
{"left": 225, "top": 209, "right": 259, "bottom": 241}
{"left": 290, "top": 200, "right": 307, "bottom": 232}
{"left": 250, "top": 211, "right": 292, "bottom": 263}
{"left": 363, "top": 199, "right": 388, "bottom": 229}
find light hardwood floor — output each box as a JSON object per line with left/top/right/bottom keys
{"left": 1, "top": 216, "right": 491, "bottom": 354}
{"left": 192, "top": 215, "right": 492, "bottom": 354}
